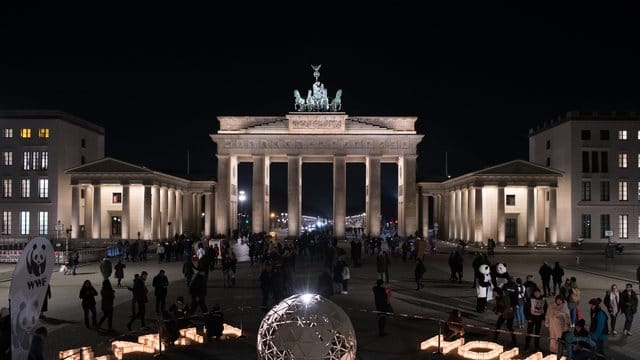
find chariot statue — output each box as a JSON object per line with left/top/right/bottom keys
{"left": 293, "top": 64, "right": 343, "bottom": 112}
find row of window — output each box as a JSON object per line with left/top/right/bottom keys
{"left": 580, "top": 214, "right": 638, "bottom": 239}
{"left": 3, "top": 128, "right": 50, "bottom": 139}
{"left": 1, "top": 211, "right": 48, "bottom": 235}
{"left": 580, "top": 180, "right": 640, "bottom": 201}
{"left": 2, "top": 151, "right": 49, "bottom": 170}
{"left": 580, "top": 129, "right": 640, "bottom": 141}
{"left": 2, "top": 179, "right": 48, "bottom": 199}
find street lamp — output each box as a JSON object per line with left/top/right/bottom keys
{"left": 54, "top": 220, "right": 63, "bottom": 264}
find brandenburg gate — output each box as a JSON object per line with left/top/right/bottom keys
{"left": 210, "top": 65, "right": 423, "bottom": 238}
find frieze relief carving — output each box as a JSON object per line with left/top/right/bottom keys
{"left": 220, "top": 138, "right": 414, "bottom": 151}
{"left": 290, "top": 119, "right": 343, "bottom": 129}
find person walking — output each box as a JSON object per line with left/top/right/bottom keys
{"left": 538, "top": 262, "right": 552, "bottom": 297}
{"left": 79, "top": 280, "right": 98, "bottom": 329}
{"left": 492, "top": 287, "right": 517, "bottom": 346}
{"left": 414, "top": 258, "right": 426, "bottom": 290}
{"left": 127, "top": 271, "right": 148, "bottom": 331}
{"left": 373, "top": 279, "right": 391, "bottom": 336}
{"left": 182, "top": 257, "right": 195, "bottom": 287}
{"left": 376, "top": 252, "right": 388, "bottom": 283}
{"left": 71, "top": 250, "right": 80, "bottom": 275}
{"left": 604, "top": 284, "right": 620, "bottom": 335}
{"left": 524, "top": 287, "right": 546, "bottom": 351}
{"left": 588, "top": 298, "right": 608, "bottom": 356}
{"left": 97, "top": 279, "right": 115, "bottom": 331}
{"left": 152, "top": 270, "right": 169, "bottom": 315}
{"left": 551, "top": 262, "right": 564, "bottom": 296}
{"left": 621, "top": 283, "right": 638, "bottom": 335}
{"left": 545, "top": 295, "right": 571, "bottom": 354}
{"left": 114, "top": 259, "right": 125, "bottom": 287}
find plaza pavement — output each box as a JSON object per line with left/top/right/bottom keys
{"left": 0, "top": 240, "right": 638, "bottom": 359}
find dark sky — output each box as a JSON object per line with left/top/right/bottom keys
{"left": 2, "top": 3, "right": 640, "bottom": 219}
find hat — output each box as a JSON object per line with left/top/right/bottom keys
{"left": 576, "top": 319, "right": 586, "bottom": 327}
{"left": 588, "top": 298, "right": 601, "bottom": 306}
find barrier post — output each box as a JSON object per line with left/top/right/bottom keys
{"left": 432, "top": 319, "right": 444, "bottom": 360}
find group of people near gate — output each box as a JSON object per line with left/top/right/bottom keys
{"left": 470, "top": 254, "right": 639, "bottom": 357}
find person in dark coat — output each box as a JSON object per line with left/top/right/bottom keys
{"left": 40, "top": 285, "right": 51, "bottom": 319}
{"left": 114, "top": 259, "right": 126, "bottom": 287}
{"left": 538, "top": 262, "right": 553, "bottom": 297}
{"left": 453, "top": 250, "right": 464, "bottom": 283}
{"left": 152, "top": 270, "right": 169, "bottom": 315}
{"left": 28, "top": 326, "right": 47, "bottom": 360}
{"left": 259, "top": 261, "right": 273, "bottom": 309}
{"left": 414, "top": 258, "right": 426, "bottom": 290}
{"left": 204, "top": 304, "right": 224, "bottom": 341}
{"left": 189, "top": 270, "right": 208, "bottom": 314}
{"left": 551, "top": 262, "right": 564, "bottom": 296}
{"left": 183, "top": 258, "right": 195, "bottom": 287}
{"left": 127, "top": 271, "right": 148, "bottom": 330}
{"left": 97, "top": 279, "right": 115, "bottom": 331}
{"left": 524, "top": 287, "right": 547, "bottom": 350}
{"left": 79, "top": 280, "right": 98, "bottom": 329}
{"left": 317, "top": 270, "right": 334, "bottom": 299}
{"left": 373, "top": 279, "right": 390, "bottom": 336}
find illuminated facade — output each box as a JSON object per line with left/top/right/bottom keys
{"left": 0, "top": 111, "right": 104, "bottom": 240}
{"left": 529, "top": 111, "right": 640, "bottom": 244}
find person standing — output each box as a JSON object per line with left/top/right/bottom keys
{"left": 182, "top": 258, "right": 195, "bottom": 287}
{"left": 604, "top": 284, "right": 620, "bottom": 335}
{"left": 189, "top": 270, "right": 208, "bottom": 314}
{"left": 99, "top": 257, "right": 112, "bottom": 280}
{"left": 79, "top": 280, "right": 98, "bottom": 329}
{"left": 373, "top": 279, "right": 391, "bottom": 336}
{"left": 127, "top": 271, "right": 148, "bottom": 331}
{"left": 588, "top": 298, "right": 608, "bottom": 356}
{"left": 114, "top": 259, "right": 125, "bottom": 287}
{"left": 621, "top": 283, "right": 638, "bottom": 335}
{"left": 492, "top": 288, "right": 517, "bottom": 346}
{"left": 538, "top": 262, "right": 552, "bottom": 297}
{"left": 152, "top": 270, "right": 169, "bottom": 315}
{"left": 524, "top": 287, "right": 546, "bottom": 351}
{"left": 97, "top": 279, "right": 115, "bottom": 331}
{"left": 71, "top": 250, "right": 80, "bottom": 275}
{"left": 567, "top": 277, "right": 581, "bottom": 326}
{"left": 28, "top": 326, "right": 47, "bottom": 360}
{"left": 545, "top": 295, "right": 571, "bottom": 354}
{"left": 551, "top": 262, "right": 564, "bottom": 296}
{"left": 414, "top": 258, "right": 426, "bottom": 290}
{"left": 259, "top": 262, "right": 274, "bottom": 309}
{"left": 341, "top": 260, "right": 350, "bottom": 294}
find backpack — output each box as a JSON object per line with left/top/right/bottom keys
{"left": 569, "top": 287, "right": 581, "bottom": 303}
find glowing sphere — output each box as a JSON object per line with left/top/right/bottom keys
{"left": 257, "top": 293, "right": 357, "bottom": 360}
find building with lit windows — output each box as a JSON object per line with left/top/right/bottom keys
{"left": 529, "top": 111, "right": 640, "bottom": 244}
{"left": 0, "top": 110, "right": 105, "bottom": 241}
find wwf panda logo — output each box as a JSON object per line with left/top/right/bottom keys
{"left": 12, "top": 300, "right": 39, "bottom": 350}
{"left": 26, "top": 243, "right": 47, "bottom": 277}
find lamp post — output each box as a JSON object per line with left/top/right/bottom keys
{"left": 270, "top": 212, "right": 275, "bottom": 231}
{"left": 54, "top": 220, "right": 63, "bottom": 264}
{"left": 238, "top": 190, "right": 247, "bottom": 234}
{"left": 65, "top": 225, "right": 72, "bottom": 265}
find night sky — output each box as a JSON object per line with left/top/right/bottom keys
{"left": 2, "top": 3, "right": 640, "bottom": 220}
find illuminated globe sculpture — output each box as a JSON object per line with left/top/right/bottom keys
{"left": 257, "top": 293, "right": 357, "bottom": 360}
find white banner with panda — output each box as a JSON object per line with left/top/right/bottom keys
{"left": 9, "top": 237, "right": 55, "bottom": 360}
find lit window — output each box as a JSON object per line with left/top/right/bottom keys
{"left": 618, "top": 152, "right": 628, "bottom": 168}
{"left": 20, "top": 179, "right": 30, "bottom": 198}
{"left": 32, "top": 152, "right": 40, "bottom": 170}
{"left": 112, "top": 192, "right": 122, "bottom": 204}
{"left": 638, "top": 182, "right": 640, "bottom": 201}
{"left": 618, "top": 130, "right": 628, "bottom": 140}
{"left": 38, "top": 211, "right": 48, "bottom": 235}
{"left": 619, "top": 181, "right": 628, "bottom": 201}
{"left": 38, "top": 179, "right": 48, "bottom": 198}
{"left": 22, "top": 152, "right": 30, "bottom": 170}
{"left": 3, "top": 152, "right": 12, "bottom": 166}
{"left": 20, "top": 128, "right": 31, "bottom": 138}
{"left": 3, "top": 129, "right": 12, "bottom": 138}
{"left": 2, "top": 212, "right": 11, "bottom": 235}
{"left": 619, "top": 214, "right": 628, "bottom": 239}
{"left": 19, "top": 211, "right": 29, "bottom": 235}
{"left": 2, "top": 179, "right": 11, "bottom": 198}
{"left": 38, "top": 128, "right": 50, "bottom": 138}
{"left": 41, "top": 152, "right": 48, "bottom": 170}
{"left": 638, "top": 130, "right": 640, "bottom": 140}
{"left": 638, "top": 216, "right": 640, "bottom": 238}
{"left": 506, "top": 194, "right": 516, "bottom": 206}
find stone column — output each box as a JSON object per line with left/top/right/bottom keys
{"left": 497, "top": 186, "right": 505, "bottom": 244}
{"left": 366, "top": 156, "right": 381, "bottom": 237}
{"left": 467, "top": 187, "right": 475, "bottom": 241}
{"left": 454, "top": 189, "right": 461, "bottom": 239}
{"left": 215, "top": 155, "right": 230, "bottom": 236}
{"left": 195, "top": 193, "right": 202, "bottom": 237}
{"left": 143, "top": 185, "right": 152, "bottom": 240}
{"left": 447, "top": 191, "right": 454, "bottom": 240}
{"left": 204, "top": 192, "right": 213, "bottom": 237}
{"left": 462, "top": 187, "right": 469, "bottom": 240}
{"left": 252, "top": 155, "right": 266, "bottom": 233}
{"left": 83, "top": 186, "right": 93, "bottom": 239}
{"left": 421, "top": 192, "right": 430, "bottom": 237}
{"left": 152, "top": 185, "right": 160, "bottom": 240}
{"left": 262, "top": 156, "right": 271, "bottom": 232}
{"left": 176, "top": 190, "right": 183, "bottom": 235}
{"left": 287, "top": 155, "right": 302, "bottom": 237}
{"left": 122, "top": 184, "right": 130, "bottom": 239}
{"left": 229, "top": 156, "right": 238, "bottom": 233}
{"left": 474, "top": 186, "right": 483, "bottom": 243}
{"left": 549, "top": 187, "right": 558, "bottom": 245}
{"left": 536, "top": 188, "right": 546, "bottom": 243}
{"left": 168, "top": 188, "right": 175, "bottom": 238}
{"left": 399, "top": 155, "right": 417, "bottom": 237}
{"left": 71, "top": 185, "right": 79, "bottom": 239}
{"left": 160, "top": 186, "right": 168, "bottom": 239}
{"left": 527, "top": 186, "right": 535, "bottom": 246}
{"left": 183, "top": 192, "right": 193, "bottom": 235}
{"left": 92, "top": 184, "right": 101, "bottom": 239}
{"left": 333, "top": 155, "right": 346, "bottom": 239}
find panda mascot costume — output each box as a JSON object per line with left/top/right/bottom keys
{"left": 493, "top": 263, "right": 509, "bottom": 289}
{"left": 475, "top": 263, "right": 493, "bottom": 313}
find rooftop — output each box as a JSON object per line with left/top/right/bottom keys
{"left": 529, "top": 110, "right": 640, "bottom": 136}
{"left": 0, "top": 110, "right": 105, "bottom": 135}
